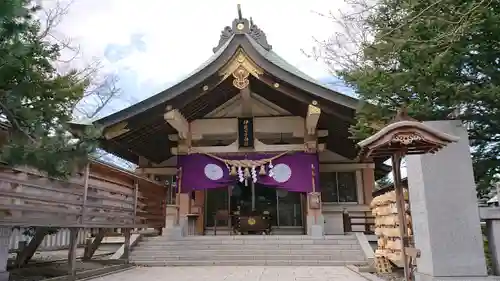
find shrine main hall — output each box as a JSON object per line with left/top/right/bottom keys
{"left": 88, "top": 9, "right": 388, "bottom": 236}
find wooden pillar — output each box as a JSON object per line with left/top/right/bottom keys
{"left": 362, "top": 167, "right": 375, "bottom": 233}
{"left": 123, "top": 229, "right": 131, "bottom": 263}
{"left": 178, "top": 193, "right": 191, "bottom": 215}
{"left": 362, "top": 167, "right": 375, "bottom": 205}
{"left": 81, "top": 163, "right": 90, "bottom": 224}
{"left": 67, "top": 228, "right": 79, "bottom": 280}
{"left": 194, "top": 190, "right": 205, "bottom": 234}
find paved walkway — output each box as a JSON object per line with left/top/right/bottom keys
{"left": 90, "top": 266, "right": 372, "bottom": 281}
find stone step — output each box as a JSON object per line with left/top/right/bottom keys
{"left": 131, "top": 248, "right": 364, "bottom": 256}
{"left": 143, "top": 235, "right": 356, "bottom": 241}
{"left": 131, "top": 234, "right": 367, "bottom": 267}
{"left": 131, "top": 260, "right": 368, "bottom": 266}
{"left": 139, "top": 239, "right": 358, "bottom": 246}
{"left": 130, "top": 252, "right": 365, "bottom": 261}
{"left": 133, "top": 244, "right": 361, "bottom": 250}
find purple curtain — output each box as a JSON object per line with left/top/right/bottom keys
{"left": 177, "top": 152, "right": 319, "bottom": 193}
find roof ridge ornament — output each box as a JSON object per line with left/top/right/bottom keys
{"left": 237, "top": 4, "right": 243, "bottom": 20}
{"left": 212, "top": 4, "right": 272, "bottom": 53}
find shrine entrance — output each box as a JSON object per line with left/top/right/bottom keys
{"left": 204, "top": 182, "right": 305, "bottom": 234}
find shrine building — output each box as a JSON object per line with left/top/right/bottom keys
{"left": 89, "top": 8, "right": 388, "bottom": 236}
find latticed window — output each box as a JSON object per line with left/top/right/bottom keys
{"left": 320, "top": 172, "right": 357, "bottom": 203}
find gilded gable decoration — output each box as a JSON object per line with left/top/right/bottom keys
{"left": 219, "top": 49, "right": 264, "bottom": 90}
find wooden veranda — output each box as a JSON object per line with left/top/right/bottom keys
{"left": 0, "top": 159, "right": 166, "bottom": 278}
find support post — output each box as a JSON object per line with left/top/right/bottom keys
{"left": 0, "top": 228, "right": 12, "bottom": 281}
{"left": 67, "top": 228, "right": 79, "bottom": 280}
{"left": 15, "top": 227, "right": 50, "bottom": 267}
{"left": 133, "top": 180, "right": 139, "bottom": 225}
{"left": 83, "top": 229, "right": 106, "bottom": 261}
{"left": 80, "top": 163, "right": 90, "bottom": 224}
{"left": 391, "top": 152, "right": 410, "bottom": 280}
{"left": 123, "top": 229, "right": 131, "bottom": 264}
{"left": 175, "top": 167, "right": 182, "bottom": 226}
{"left": 306, "top": 164, "right": 324, "bottom": 237}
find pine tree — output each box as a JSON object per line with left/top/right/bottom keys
{"left": 323, "top": 0, "right": 500, "bottom": 197}
{"left": 0, "top": 0, "right": 100, "bottom": 177}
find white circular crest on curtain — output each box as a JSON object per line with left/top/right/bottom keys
{"left": 204, "top": 164, "right": 224, "bottom": 181}
{"left": 272, "top": 163, "right": 292, "bottom": 183}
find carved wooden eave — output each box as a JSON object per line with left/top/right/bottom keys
{"left": 163, "top": 108, "right": 189, "bottom": 139}
{"left": 357, "top": 120, "right": 460, "bottom": 160}
{"left": 103, "top": 122, "right": 129, "bottom": 140}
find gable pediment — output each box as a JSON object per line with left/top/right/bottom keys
{"left": 205, "top": 92, "right": 291, "bottom": 118}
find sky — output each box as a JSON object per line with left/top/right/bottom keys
{"left": 45, "top": 0, "right": 355, "bottom": 118}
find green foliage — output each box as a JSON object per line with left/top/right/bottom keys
{"left": 336, "top": 0, "right": 500, "bottom": 197}
{"left": 376, "top": 176, "right": 393, "bottom": 189}
{"left": 482, "top": 224, "right": 493, "bottom": 274}
{"left": 0, "top": 0, "right": 100, "bottom": 177}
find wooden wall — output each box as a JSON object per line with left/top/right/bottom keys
{"left": 0, "top": 160, "right": 166, "bottom": 229}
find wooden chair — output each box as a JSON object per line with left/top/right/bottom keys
{"left": 213, "top": 209, "right": 230, "bottom": 235}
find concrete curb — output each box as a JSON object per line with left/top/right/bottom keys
{"left": 346, "top": 265, "right": 386, "bottom": 281}
{"left": 354, "top": 233, "right": 374, "bottom": 261}
{"left": 77, "top": 265, "right": 135, "bottom": 281}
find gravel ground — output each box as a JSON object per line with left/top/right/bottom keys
{"left": 7, "top": 245, "right": 121, "bottom": 281}
{"left": 8, "top": 261, "right": 116, "bottom": 281}
{"left": 8, "top": 245, "right": 120, "bottom": 264}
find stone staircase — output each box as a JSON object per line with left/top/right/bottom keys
{"left": 130, "top": 235, "right": 368, "bottom": 266}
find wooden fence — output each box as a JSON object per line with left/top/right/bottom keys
{"left": 0, "top": 160, "right": 166, "bottom": 229}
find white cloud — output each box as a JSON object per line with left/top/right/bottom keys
{"left": 49, "top": 0, "right": 351, "bottom": 107}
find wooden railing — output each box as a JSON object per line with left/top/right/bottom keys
{"left": 0, "top": 160, "right": 166, "bottom": 229}
{"left": 343, "top": 212, "right": 375, "bottom": 234}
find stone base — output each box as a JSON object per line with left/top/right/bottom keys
{"left": 306, "top": 215, "right": 325, "bottom": 235}
{"left": 415, "top": 273, "right": 500, "bottom": 281}
{"left": 0, "top": 271, "right": 8, "bottom": 281}
{"left": 169, "top": 226, "right": 183, "bottom": 239}
{"left": 310, "top": 225, "right": 324, "bottom": 238}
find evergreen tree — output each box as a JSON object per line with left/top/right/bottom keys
{"left": 322, "top": 0, "right": 500, "bottom": 197}
{"left": 0, "top": 0, "right": 100, "bottom": 177}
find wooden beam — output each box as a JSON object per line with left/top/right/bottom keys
{"left": 171, "top": 139, "right": 325, "bottom": 155}
{"left": 164, "top": 108, "right": 189, "bottom": 139}
{"left": 167, "top": 129, "right": 328, "bottom": 141}
{"left": 319, "top": 163, "right": 375, "bottom": 172}
{"left": 136, "top": 167, "right": 178, "bottom": 175}
{"left": 187, "top": 116, "right": 320, "bottom": 139}
{"left": 306, "top": 101, "right": 321, "bottom": 135}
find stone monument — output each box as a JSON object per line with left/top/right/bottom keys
{"left": 406, "top": 120, "right": 497, "bottom": 281}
